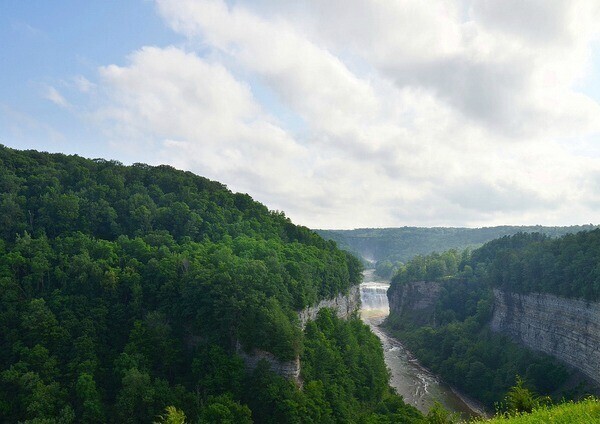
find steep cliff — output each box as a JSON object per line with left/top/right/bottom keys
{"left": 298, "top": 285, "right": 361, "bottom": 328}
{"left": 239, "top": 285, "right": 361, "bottom": 384}
{"left": 388, "top": 282, "right": 600, "bottom": 387}
{"left": 236, "top": 341, "right": 301, "bottom": 381}
{"left": 387, "top": 281, "right": 442, "bottom": 326}
{"left": 490, "top": 289, "right": 600, "bottom": 385}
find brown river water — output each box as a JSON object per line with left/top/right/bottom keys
{"left": 359, "top": 270, "right": 487, "bottom": 419}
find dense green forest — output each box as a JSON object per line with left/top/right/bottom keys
{"left": 387, "top": 231, "right": 600, "bottom": 407}
{"left": 317, "top": 226, "right": 597, "bottom": 278}
{"left": 470, "top": 231, "right": 600, "bottom": 301}
{"left": 0, "top": 146, "right": 422, "bottom": 423}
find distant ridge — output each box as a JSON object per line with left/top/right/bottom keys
{"left": 316, "top": 225, "right": 598, "bottom": 266}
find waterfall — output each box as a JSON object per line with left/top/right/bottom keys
{"left": 360, "top": 282, "right": 390, "bottom": 316}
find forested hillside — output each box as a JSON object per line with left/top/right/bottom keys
{"left": 470, "top": 231, "right": 600, "bottom": 301}
{"left": 392, "top": 231, "right": 600, "bottom": 301}
{"left": 0, "top": 146, "right": 422, "bottom": 423}
{"left": 318, "top": 226, "right": 597, "bottom": 278}
{"left": 387, "top": 231, "right": 600, "bottom": 407}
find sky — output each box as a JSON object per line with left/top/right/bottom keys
{"left": 1, "top": 0, "right": 600, "bottom": 229}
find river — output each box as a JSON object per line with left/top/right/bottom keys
{"left": 359, "top": 270, "right": 486, "bottom": 419}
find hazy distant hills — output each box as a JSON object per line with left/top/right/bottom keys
{"left": 316, "top": 225, "right": 598, "bottom": 265}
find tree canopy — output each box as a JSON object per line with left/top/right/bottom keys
{"left": 0, "top": 146, "right": 423, "bottom": 423}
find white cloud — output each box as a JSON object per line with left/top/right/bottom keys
{"left": 73, "top": 76, "right": 96, "bottom": 93}
{"left": 43, "top": 86, "right": 70, "bottom": 108}
{"left": 89, "top": 0, "right": 600, "bottom": 228}
{"left": 97, "top": 46, "right": 325, "bottom": 211}
{"left": 244, "top": 0, "right": 600, "bottom": 137}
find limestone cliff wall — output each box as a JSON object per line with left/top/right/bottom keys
{"left": 236, "top": 341, "right": 301, "bottom": 381}
{"left": 298, "top": 285, "right": 361, "bottom": 328}
{"left": 238, "top": 285, "right": 361, "bottom": 384}
{"left": 387, "top": 281, "right": 442, "bottom": 326}
{"left": 490, "top": 289, "right": 600, "bottom": 385}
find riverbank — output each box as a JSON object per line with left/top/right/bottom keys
{"left": 360, "top": 270, "right": 487, "bottom": 419}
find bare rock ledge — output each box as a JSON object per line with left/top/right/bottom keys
{"left": 237, "top": 285, "right": 361, "bottom": 385}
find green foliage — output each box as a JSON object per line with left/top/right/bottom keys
{"left": 392, "top": 250, "right": 464, "bottom": 285}
{"left": 154, "top": 406, "right": 187, "bottom": 424}
{"left": 501, "top": 376, "right": 550, "bottom": 416}
{"left": 472, "top": 231, "right": 600, "bottom": 301}
{"left": 242, "top": 310, "right": 425, "bottom": 424}
{"left": 198, "top": 394, "right": 252, "bottom": 424}
{"left": 0, "top": 146, "right": 422, "bottom": 423}
{"left": 480, "top": 397, "right": 600, "bottom": 424}
{"left": 318, "top": 226, "right": 596, "bottom": 277}
{"left": 425, "top": 402, "right": 457, "bottom": 424}
{"left": 75, "top": 373, "right": 104, "bottom": 423}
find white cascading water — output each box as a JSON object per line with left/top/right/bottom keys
{"left": 360, "top": 282, "right": 390, "bottom": 317}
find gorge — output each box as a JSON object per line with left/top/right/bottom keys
{"left": 360, "top": 271, "right": 484, "bottom": 417}
{"left": 1, "top": 146, "right": 599, "bottom": 422}
{"left": 387, "top": 275, "right": 600, "bottom": 408}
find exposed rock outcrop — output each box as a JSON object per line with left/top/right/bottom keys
{"left": 236, "top": 341, "right": 301, "bottom": 381}
{"left": 490, "top": 289, "right": 600, "bottom": 385}
{"left": 238, "top": 285, "right": 361, "bottom": 385}
{"left": 298, "top": 285, "right": 361, "bottom": 328}
{"left": 387, "top": 281, "right": 442, "bottom": 326}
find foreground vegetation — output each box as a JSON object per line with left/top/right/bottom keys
{"left": 482, "top": 397, "right": 600, "bottom": 423}
{"left": 0, "top": 146, "right": 419, "bottom": 423}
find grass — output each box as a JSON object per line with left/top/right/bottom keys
{"left": 475, "top": 398, "right": 600, "bottom": 423}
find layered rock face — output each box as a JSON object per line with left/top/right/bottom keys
{"left": 387, "top": 281, "right": 442, "bottom": 326}
{"left": 298, "top": 285, "right": 361, "bottom": 328}
{"left": 236, "top": 341, "right": 301, "bottom": 381}
{"left": 490, "top": 289, "right": 600, "bottom": 385}
{"left": 239, "top": 285, "right": 361, "bottom": 384}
